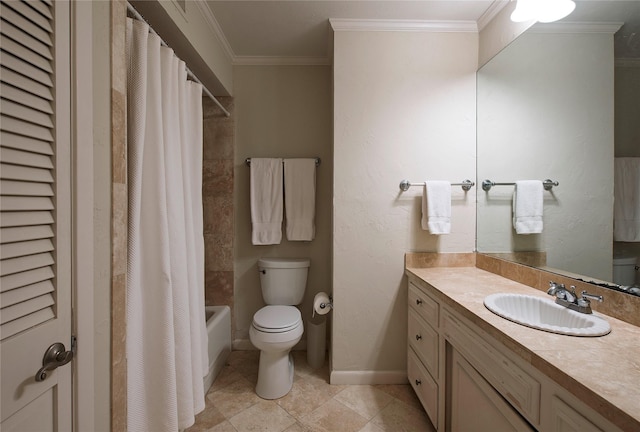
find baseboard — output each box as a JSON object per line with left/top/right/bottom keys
{"left": 330, "top": 369, "right": 408, "bottom": 385}
{"left": 232, "top": 339, "right": 255, "bottom": 351}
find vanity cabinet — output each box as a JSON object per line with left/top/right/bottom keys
{"left": 449, "top": 348, "right": 534, "bottom": 432}
{"left": 549, "top": 397, "right": 604, "bottom": 432}
{"left": 407, "top": 282, "right": 440, "bottom": 427}
{"left": 407, "top": 276, "right": 622, "bottom": 432}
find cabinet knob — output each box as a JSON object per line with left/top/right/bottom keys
{"left": 415, "top": 334, "right": 422, "bottom": 341}
{"left": 416, "top": 298, "right": 423, "bottom": 305}
{"left": 415, "top": 379, "right": 422, "bottom": 386}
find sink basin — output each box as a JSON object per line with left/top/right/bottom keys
{"left": 484, "top": 293, "right": 611, "bottom": 337}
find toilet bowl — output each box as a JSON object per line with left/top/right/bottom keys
{"left": 249, "top": 305, "right": 304, "bottom": 399}
{"left": 250, "top": 258, "right": 310, "bottom": 399}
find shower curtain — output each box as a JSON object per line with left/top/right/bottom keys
{"left": 126, "top": 18, "right": 208, "bottom": 431}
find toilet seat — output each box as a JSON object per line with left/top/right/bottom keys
{"left": 253, "top": 305, "right": 301, "bottom": 333}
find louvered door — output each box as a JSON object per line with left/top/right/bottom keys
{"left": 1, "top": 0, "right": 72, "bottom": 430}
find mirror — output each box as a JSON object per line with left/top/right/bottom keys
{"left": 476, "top": 0, "right": 640, "bottom": 296}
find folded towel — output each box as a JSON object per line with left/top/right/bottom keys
{"left": 284, "top": 158, "right": 316, "bottom": 241}
{"left": 513, "top": 180, "right": 543, "bottom": 234}
{"left": 250, "top": 158, "right": 283, "bottom": 245}
{"left": 421, "top": 181, "right": 451, "bottom": 234}
{"left": 614, "top": 157, "right": 640, "bottom": 242}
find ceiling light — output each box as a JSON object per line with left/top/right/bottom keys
{"left": 511, "top": 0, "right": 576, "bottom": 24}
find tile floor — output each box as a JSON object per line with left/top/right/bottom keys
{"left": 187, "top": 350, "right": 435, "bottom": 432}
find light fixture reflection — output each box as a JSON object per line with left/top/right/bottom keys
{"left": 511, "top": 0, "right": 576, "bottom": 23}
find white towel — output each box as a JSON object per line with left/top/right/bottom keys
{"left": 421, "top": 181, "right": 451, "bottom": 234}
{"left": 284, "top": 158, "right": 316, "bottom": 241}
{"left": 250, "top": 158, "right": 283, "bottom": 245}
{"left": 614, "top": 157, "right": 640, "bottom": 242}
{"left": 513, "top": 180, "right": 543, "bottom": 234}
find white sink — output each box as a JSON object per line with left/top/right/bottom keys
{"left": 484, "top": 293, "right": 611, "bottom": 337}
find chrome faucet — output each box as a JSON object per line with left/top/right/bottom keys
{"left": 547, "top": 281, "right": 575, "bottom": 301}
{"left": 547, "top": 281, "right": 602, "bottom": 314}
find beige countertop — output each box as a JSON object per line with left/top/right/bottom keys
{"left": 406, "top": 266, "right": 640, "bottom": 432}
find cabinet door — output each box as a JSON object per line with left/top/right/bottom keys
{"left": 408, "top": 308, "right": 439, "bottom": 376}
{"left": 449, "top": 349, "right": 534, "bottom": 432}
{"left": 408, "top": 347, "right": 438, "bottom": 429}
{"left": 550, "top": 397, "right": 603, "bottom": 432}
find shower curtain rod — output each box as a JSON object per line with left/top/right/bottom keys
{"left": 126, "top": 2, "right": 231, "bottom": 118}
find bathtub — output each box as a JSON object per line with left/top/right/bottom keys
{"left": 203, "top": 306, "right": 231, "bottom": 394}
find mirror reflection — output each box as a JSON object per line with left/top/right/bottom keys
{"left": 476, "top": 0, "right": 640, "bottom": 296}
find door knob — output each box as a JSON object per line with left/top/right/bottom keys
{"left": 35, "top": 342, "right": 73, "bottom": 382}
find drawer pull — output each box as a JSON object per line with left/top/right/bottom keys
{"left": 415, "top": 334, "right": 422, "bottom": 341}
{"left": 416, "top": 298, "right": 423, "bottom": 305}
{"left": 415, "top": 379, "right": 422, "bottom": 386}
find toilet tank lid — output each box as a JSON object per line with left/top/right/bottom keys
{"left": 613, "top": 256, "right": 638, "bottom": 265}
{"left": 258, "top": 258, "right": 310, "bottom": 269}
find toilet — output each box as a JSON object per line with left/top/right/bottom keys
{"left": 249, "top": 257, "right": 310, "bottom": 399}
{"left": 612, "top": 256, "right": 639, "bottom": 287}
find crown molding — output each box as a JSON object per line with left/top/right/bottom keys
{"left": 195, "top": 0, "right": 236, "bottom": 62}
{"left": 477, "top": 0, "right": 509, "bottom": 32}
{"left": 232, "top": 56, "right": 332, "bottom": 66}
{"left": 528, "top": 22, "right": 623, "bottom": 34}
{"left": 329, "top": 18, "right": 478, "bottom": 33}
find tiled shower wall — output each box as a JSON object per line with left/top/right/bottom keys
{"left": 111, "top": 1, "right": 127, "bottom": 430}
{"left": 202, "top": 97, "right": 236, "bottom": 339}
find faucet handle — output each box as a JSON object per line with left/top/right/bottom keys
{"left": 547, "top": 281, "right": 566, "bottom": 296}
{"left": 581, "top": 291, "right": 603, "bottom": 303}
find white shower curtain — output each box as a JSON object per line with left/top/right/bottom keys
{"left": 126, "top": 18, "right": 208, "bottom": 432}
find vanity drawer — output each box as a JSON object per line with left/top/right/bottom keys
{"left": 408, "top": 282, "right": 439, "bottom": 328}
{"left": 442, "top": 310, "right": 541, "bottom": 425}
{"left": 408, "top": 307, "right": 438, "bottom": 377}
{"left": 408, "top": 347, "right": 438, "bottom": 428}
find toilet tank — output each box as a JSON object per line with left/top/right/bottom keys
{"left": 258, "top": 258, "right": 310, "bottom": 305}
{"left": 613, "top": 256, "right": 639, "bottom": 286}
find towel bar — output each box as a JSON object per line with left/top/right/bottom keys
{"left": 245, "top": 157, "right": 321, "bottom": 167}
{"left": 481, "top": 179, "right": 559, "bottom": 191}
{"left": 399, "top": 179, "right": 475, "bottom": 192}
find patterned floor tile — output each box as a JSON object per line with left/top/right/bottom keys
{"left": 188, "top": 350, "right": 431, "bottom": 432}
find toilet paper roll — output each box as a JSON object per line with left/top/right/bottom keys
{"left": 313, "top": 292, "right": 331, "bottom": 317}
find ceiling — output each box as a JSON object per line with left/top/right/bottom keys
{"left": 203, "top": 0, "right": 640, "bottom": 65}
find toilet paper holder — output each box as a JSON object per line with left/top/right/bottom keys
{"left": 313, "top": 293, "right": 333, "bottom": 318}
{"left": 319, "top": 295, "right": 333, "bottom": 311}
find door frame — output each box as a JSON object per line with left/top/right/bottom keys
{"left": 71, "top": 1, "right": 111, "bottom": 430}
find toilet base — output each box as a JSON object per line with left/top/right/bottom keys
{"left": 255, "top": 350, "right": 295, "bottom": 400}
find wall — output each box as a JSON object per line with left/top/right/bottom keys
{"left": 203, "top": 97, "right": 236, "bottom": 336}
{"left": 613, "top": 62, "right": 640, "bottom": 264}
{"left": 232, "top": 65, "right": 333, "bottom": 347}
{"left": 110, "top": 1, "right": 127, "bottom": 429}
{"left": 615, "top": 63, "right": 640, "bottom": 157}
{"left": 477, "top": 31, "right": 615, "bottom": 281}
{"left": 332, "top": 30, "right": 478, "bottom": 383}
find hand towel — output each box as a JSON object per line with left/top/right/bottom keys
{"left": 250, "top": 158, "right": 283, "bottom": 245}
{"left": 284, "top": 158, "right": 316, "bottom": 241}
{"left": 614, "top": 157, "right": 640, "bottom": 242}
{"left": 513, "top": 180, "right": 543, "bottom": 234}
{"left": 421, "top": 181, "right": 451, "bottom": 234}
